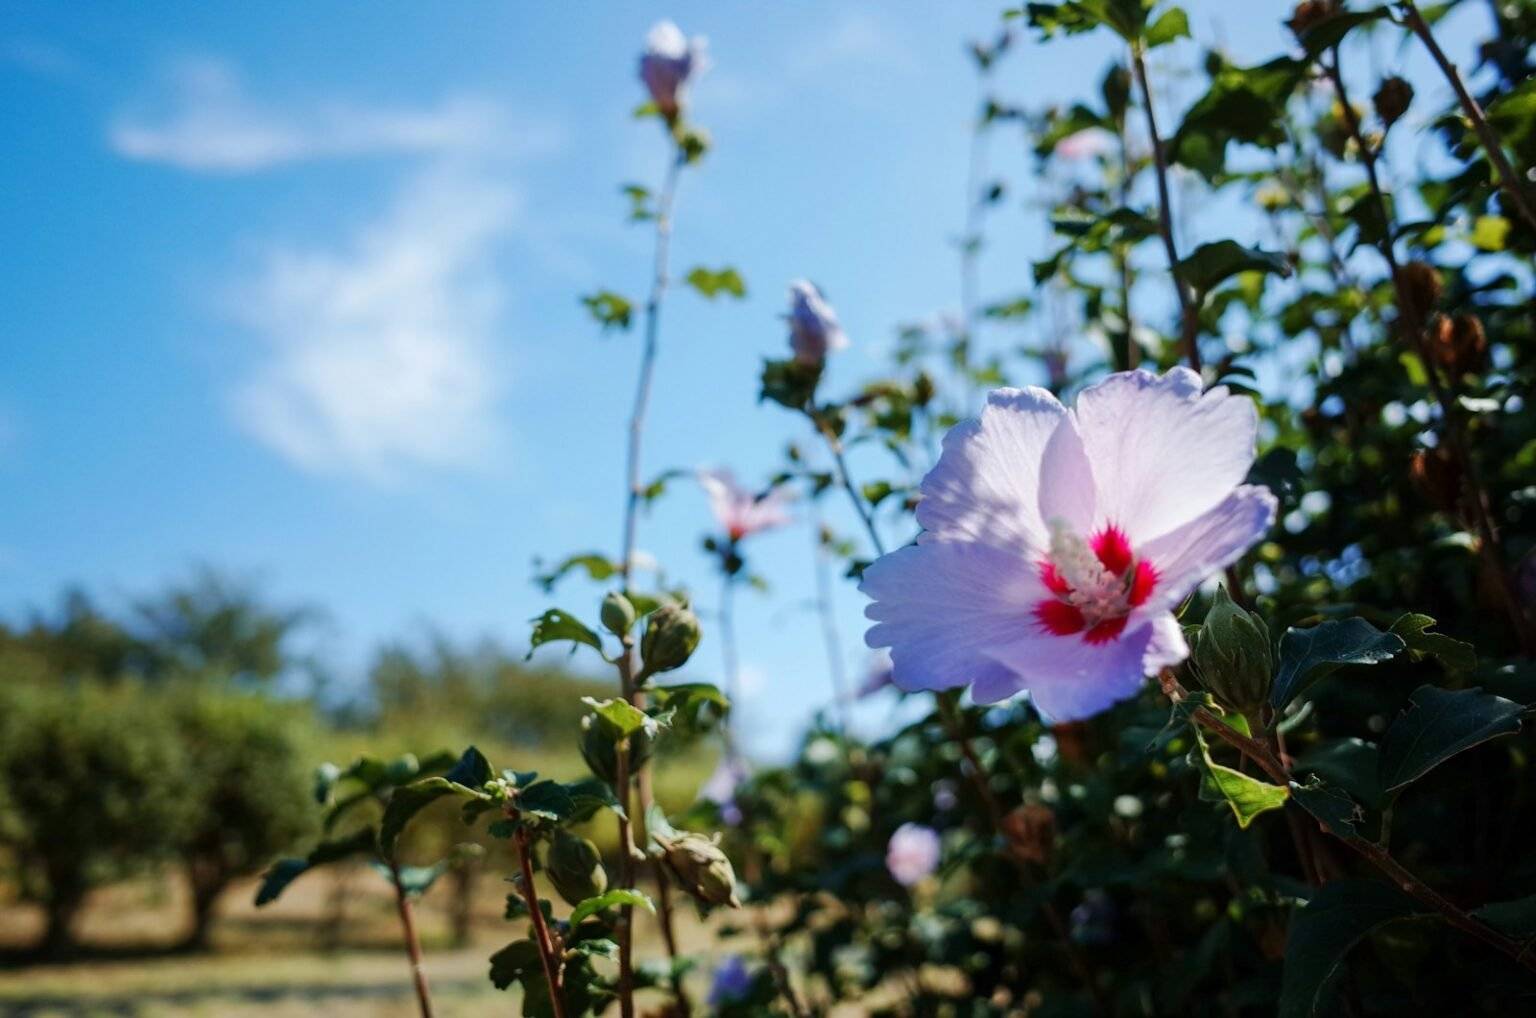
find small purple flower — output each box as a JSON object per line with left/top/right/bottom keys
{"left": 861, "top": 368, "right": 1276, "bottom": 721}
{"left": 639, "top": 21, "right": 708, "bottom": 124}
{"left": 886, "top": 823, "right": 941, "bottom": 886}
{"left": 699, "top": 754, "right": 750, "bottom": 826}
{"left": 787, "top": 280, "right": 847, "bottom": 367}
{"left": 698, "top": 468, "right": 793, "bottom": 542}
{"left": 708, "top": 955, "right": 753, "bottom": 1007}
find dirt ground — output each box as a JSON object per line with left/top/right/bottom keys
{"left": 0, "top": 867, "right": 729, "bottom": 1017}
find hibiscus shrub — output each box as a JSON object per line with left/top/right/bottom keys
{"left": 262, "top": 3, "right": 1536, "bottom": 1016}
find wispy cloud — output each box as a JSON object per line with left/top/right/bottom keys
{"left": 2, "top": 37, "right": 81, "bottom": 79}
{"left": 227, "top": 164, "right": 519, "bottom": 484}
{"left": 111, "top": 57, "right": 558, "bottom": 172}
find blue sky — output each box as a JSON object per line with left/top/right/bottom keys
{"left": 0, "top": 2, "right": 1490, "bottom": 756}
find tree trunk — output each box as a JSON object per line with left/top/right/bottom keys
{"left": 40, "top": 881, "right": 84, "bottom": 960}
{"left": 182, "top": 855, "right": 228, "bottom": 951}
{"left": 449, "top": 861, "right": 478, "bottom": 948}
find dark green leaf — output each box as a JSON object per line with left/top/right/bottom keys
{"left": 1475, "top": 894, "right": 1536, "bottom": 941}
{"left": 516, "top": 780, "right": 575, "bottom": 823}
{"left": 1377, "top": 685, "right": 1524, "bottom": 793}
{"left": 380, "top": 773, "right": 492, "bottom": 860}
{"left": 1174, "top": 240, "right": 1291, "bottom": 295}
{"left": 255, "top": 827, "right": 376, "bottom": 906}
{"left": 1279, "top": 880, "right": 1425, "bottom": 1018}
{"left": 564, "top": 777, "right": 626, "bottom": 822}
{"left": 489, "top": 939, "right": 542, "bottom": 991}
{"left": 1270, "top": 618, "right": 1405, "bottom": 710}
{"left": 1289, "top": 777, "right": 1364, "bottom": 839}
{"left": 1295, "top": 7, "right": 1389, "bottom": 58}
{"left": 1389, "top": 614, "right": 1476, "bottom": 674}
{"left": 534, "top": 553, "right": 618, "bottom": 592}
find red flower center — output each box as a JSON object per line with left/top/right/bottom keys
{"left": 1033, "top": 523, "right": 1157, "bottom": 644}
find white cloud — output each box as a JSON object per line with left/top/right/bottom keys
{"left": 111, "top": 57, "right": 558, "bottom": 172}
{"left": 788, "top": 10, "right": 917, "bottom": 77}
{"left": 227, "top": 164, "right": 518, "bottom": 483}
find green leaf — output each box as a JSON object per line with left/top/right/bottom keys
{"left": 1377, "top": 685, "right": 1524, "bottom": 793}
{"left": 684, "top": 265, "right": 747, "bottom": 300}
{"left": 1144, "top": 7, "right": 1189, "bottom": 47}
{"left": 372, "top": 859, "right": 451, "bottom": 897}
{"left": 564, "top": 777, "right": 626, "bottom": 822}
{"left": 516, "top": 779, "right": 575, "bottom": 823}
{"left": 1279, "top": 880, "right": 1425, "bottom": 1018}
{"left": 579, "top": 291, "right": 634, "bottom": 332}
{"left": 1293, "top": 737, "right": 1381, "bottom": 810}
{"left": 1289, "top": 777, "right": 1364, "bottom": 839}
{"left": 1192, "top": 728, "right": 1289, "bottom": 829}
{"left": 758, "top": 357, "right": 823, "bottom": 411}
{"left": 443, "top": 746, "right": 494, "bottom": 789}
{"left": 581, "top": 696, "right": 665, "bottom": 739}
{"left": 1389, "top": 614, "right": 1476, "bottom": 675}
{"left": 534, "top": 553, "right": 618, "bottom": 592}
{"left": 1270, "top": 618, "right": 1405, "bottom": 710}
{"left": 1475, "top": 894, "right": 1536, "bottom": 941}
{"left": 380, "top": 774, "right": 492, "bottom": 860}
{"left": 1174, "top": 240, "right": 1291, "bottom": 295}
{"left": 255, "top": 827, "right": 376, "bottom": 906}
{"left": 1470, "top": 214, "right": 1511, "bottom": 252}
{"left": 1294, "top": 7, "right": 1389, "bottom": 58}
{"left": 1170, "top": 57, "right": 1306, "bottom": 177}
{"left": 569, "top": 888, "right": 656, "bottom": 927}
{"left": 489, "top": 938, "right": 542, "bottom": 991}
{"left": 528, "top": 610, "right": 603, "bottom": 659}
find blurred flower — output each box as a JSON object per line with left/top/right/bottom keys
{"left": 1070, "top": 889, "right": 1117, "bottom": 945}
{"left": 886, "top": 822, "right": 941, "bottom": 886}
{"left": 931, "top": 779, "right": 958, "bottom": 812}
{"left": 1055, "top": 128, "right": 1113, "bottom": 161}
{"left": 856, "top": 651, "right": 894, "bottom": 698}
{"left": 787, "top": 280, "right": 847, "bottom": 367}
{"left": 700, "top": 754, "right": 750, "bottom": 826}
{"left": 698, "top": 468, "right": 793, "bottom": 542}
{"left": 861, "top": 368, "right": 1276, "bottom": 721}
{"left": 639, "top": 20, "right": 708, "bottom": 124}
{"left": 709, "top": 955, "right": 753, "bottom": 1008}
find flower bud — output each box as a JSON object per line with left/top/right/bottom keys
{"left": 1373, "top": 76, "right": 1413, "bottom": 128}
{"left": 1398, "top": 261, "right": 1442, "bottom": 323}
{"left": 546, "top": 829, "right": 607, "bottom": 907}
{"left": 1428, "top": 313, "right": 1487, "bottom": 380}
{"left": 600, "top": 591, "right": 637, "bottom": 637}
{"left": 1409, "top": 446, "right": 1462, "bottom": 512}
{"left": 1287, "top": 0, "right": 1340, "bottom": 41}
{"left": 787, "top": 280, "right": 847, "bottom": 368}
{"left": 655, "top": 830, "right": 741, "bottom": 909}
{"left": 580, "top": 712, "right": 654, "bottom": 786}
{"left": 640, "top": 603, "right": 701, "bottom": 676}
{"left": 638, "top": 21, "right": 707, "bottom": 126}
{"left": 1191, "top": 587, "right": 1272, "bottom": 713}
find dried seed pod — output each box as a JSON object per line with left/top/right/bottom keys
{"left": 1373, "top": 76, "right": 1413, "bottom": 127}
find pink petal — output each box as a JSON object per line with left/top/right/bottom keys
{"left": 1071, "top": 368, "right": 1259, "bottom": 543}
{"left": 1036, "top": 413, "right": 1098, "bottom": 532}
{"left": 914, "top": 387, "right": 1066, "bottom": 555}
{"left": 976, "top": 614, "right": 1188, "bottom": 720}
{"left": 1135, "top": 485, "right": 1278, "bottom": 616}
{"left": 861, "top": 541, "right": 1044, "bottom": 693}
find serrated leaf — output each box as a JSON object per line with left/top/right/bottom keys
{"left": 581, "top": 696, "right": 664, "bottom": 739}
{"left": 1193, "top": 728, "right": 1289, "bottom": 829}
{"left": 569, "top": 888, "right": 656, "bottom": 927}
{"left": 528, "top": 610, "right": 603, "bottom": 659}
{"left": 1174, "top": 240, "right": 1291, "bottom": 295}
{"left": 380, "top": 772, "right": 492, "bottom": 860}
{"left": 489, "top": 939, "right": 542, "bottom": 991}
{"left": 535, "top": 553, "right": 618, "bottom": 592}
{"left": 564, "top": 777, "right": 626, "bottom": 822}
{"left": 1270, "top": 618, "right": 1405, "bottom": 710}
{"left": 516, "top": 779, "right": 575, "bottom": 823}
{"left": 1289, "top": 777, "right": 1364, "bottom": 839}
{"left": 1377, "top": 685, "right": 1524, "bottom": 793}
{"left": 1294, "top": 7, "right": 1389, "bottom": 58}
{"left": 1279, "top": 880, "right": 1425, "bottom": 1018}
{"left": 684, "top": 265, "right": 747, "bottom": 300}
{"left": 1389, "top": 614, "right": 1475, "bottom": 674}
{"left": 580, "top": 291, "right": 633, "bottom": 332}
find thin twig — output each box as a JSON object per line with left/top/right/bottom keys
{"left": 515, "top": 827, "right": 568, "bottom": 1018}
{"left": 388, "top": 864, "right": 437, "bottom": 1018}
{"left": 1130, "top": 45, "right": 1201, "bottom": 373}
{"left": 1399, "top": 1, "right": 1536, "bottom": 235}
{"left": 809, "top": 502, "right": 853, "bottom": 731}
{"left": 812, "top": 414, "right": 887, "bottom": 558}
{"left": 1324, "top": 49, "right": 1536, "bottom": 655}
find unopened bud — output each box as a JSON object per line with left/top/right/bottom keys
{"left": 1191, "top": 587, "right": 1272, "bottom": 713}
{"left": 1428, "top": 313, "right": 1487, "bottom": 379}
{"left": 1373, "top": 76, "right": 1413, "bottom": 127}
{"left": 547, "top": 829, "right": 607, "bottom": 907}
{"left": 1287, "top": 0, "right": 1340, "bottom": 41}
{"left": 655, "top": 830, "right": 741, "bottom": 909}
{"left": 1409, "top": 446, "right": 1462, "bottom": 512}
{"left": 640, "top": 603, "right": 701, "bottom": 676}
{"left": 600, "top": 591, "right": 637, "bottom": 637}
{"left": 580, "top": 713, "right": 654, "bottom": 786}
{"left": 1398, "top": 261, "right": 1442, "bottom": 323}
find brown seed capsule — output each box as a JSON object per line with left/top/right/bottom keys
{"left": 654, "top": 830, "right": 741, "bottom": 909}
{"left": 1427, "top": 313, "right": 1488, "bottom": 379}
{"left": 1001, "top": 804, "right": 1056, "bottom": 867}
{"left": 1287, "top": 0, "right": 1340, "bottom": 41}
{"left": 1373, "top": 76, "right": 1414, "bottom": 127}
{"left": 1408, "top": 446, "right": 1462, "bottom": 512}
{"left": 1398, "top": 261, "right": 1442, "bottom": 323}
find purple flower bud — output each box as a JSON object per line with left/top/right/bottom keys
{"left": 787, "top": 280, "right": 847, "bottom": 367}
{"left": 886, "top": 822, "right": 941, "bottom": 886}
{"left": 709, "top": 955, "right": 753, "bottom": 1007}
{"left": 639, "top": 21, "right": 708, "bottom": 124}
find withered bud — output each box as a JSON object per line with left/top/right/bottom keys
{"left": 1398, "top": 261, "right": 1442, "bottom": 323}
{"left": 1002, "top": 804, "right": 1056, "bottom": 867}
{"left": 1408, "top": 446, "right": 1462, "bottom": 513}
{"left": 655, "top": 830, "right": 741, "bottom": 909}
{"left": 1434, "top": 313, "right": 1488, "bottom": 379}
{"left": 1373, "top": 76, "right": 1413, "bottom": 127}
{"left": 1287, "top": 0, "right": 1341, "bottom": 41}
